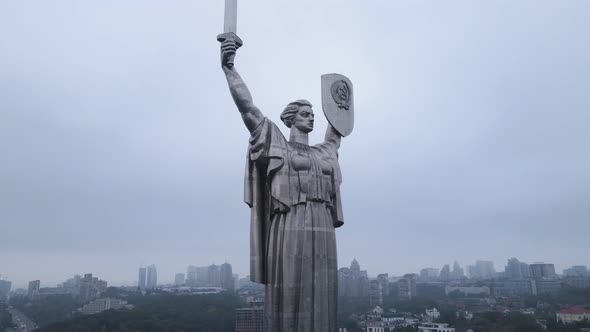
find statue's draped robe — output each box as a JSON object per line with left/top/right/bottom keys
{"left": 244, "top": 118, "right": 343, "bottom": 331}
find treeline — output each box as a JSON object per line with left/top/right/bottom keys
{"left": 35, "top": 292, "right": 244, "bottom": 332}
{"left": 10, "top": 294, "right": 78, "bottom": 327}
{"left": 0, "top": 309, "right": 14, "bottom": 332}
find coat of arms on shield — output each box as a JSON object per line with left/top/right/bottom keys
{"left": 321, "top": 73, "right": 354, "bottom": 137}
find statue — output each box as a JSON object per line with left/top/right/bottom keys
{"left": 218, "top": 1, "right": 353, "bottom": 330}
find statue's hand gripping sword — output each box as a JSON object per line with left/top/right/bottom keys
{"left": 217, "top": 0, "right": 242, "bottom": 67}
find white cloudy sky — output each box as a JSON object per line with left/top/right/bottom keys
{"left": 1, "top": 0, "right": 589, "bottom": 288}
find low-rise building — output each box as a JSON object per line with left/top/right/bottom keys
{"left": 445, "top": 285, "right": 490, "bottom": 296}
{"left": 556, "top": 307, "right": 590, "bottom": 324}
{"left": 79, "top": 298, "right": 129, "bottom": 315}
{"left": 418, "top": 323, "right": 455, "bottom": 332}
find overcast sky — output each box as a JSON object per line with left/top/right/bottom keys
{"left": 1, "top": 0, "right": 589, "bottom": 289}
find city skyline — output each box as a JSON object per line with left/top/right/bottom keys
{"left": 1, "top": 257, "right": 587, "bottom": 290}
{"left": 1, "top": 1, "right": 589, "bottom": 289}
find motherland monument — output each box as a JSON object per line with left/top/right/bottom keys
{"left": 218, "top": 0, "right": 354, "bottom": 330}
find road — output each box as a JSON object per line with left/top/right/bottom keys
{"left": 7, "top": 307, "right": 38, "bottom": 332}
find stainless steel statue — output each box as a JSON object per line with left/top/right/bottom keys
{"left": 218, "top": 1, "right": 353, "bottom": 330}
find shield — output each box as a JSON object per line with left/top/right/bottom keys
{"left": 321, "top": 73, "right": 354, "bottom": 137}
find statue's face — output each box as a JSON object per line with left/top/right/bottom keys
{"left": 292, "top": 106, "right": 314, "bottom": 133}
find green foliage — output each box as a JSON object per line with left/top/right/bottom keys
{"left": 0, "top": 309, "right": 14, "bottom": 332}
{"left": 35, "top": 293, "right": 244, "bottom": 332}
{"left": 9, "top": 294, "right": 78, "bottom": 327}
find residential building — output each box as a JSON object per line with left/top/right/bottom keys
{"left": 175, "top": 273, "right": 185, "bottom": 286}
{"left": 398, "top": 274, "right": 417, "bottom": 301}
{"left": 439, "top": 265, "right": 451, "bottom": 281}
{"left": 494, "top": 280, "right": 534, "bottom": 296}
{"left": 235, "top": 300, "right": 264, "bottom": 332}
{"left": 529, "top": 263, "right": 556, "bottom": 280}
{"left": 147, "top": 265, "right": 158, "bottom": 289}
{"left": 451, "top": 262, "right": 464, "bottom": 280}
{"left": 28, "top": 280, "right": 40, "bottom": 299}
{"left": 556, "top": 307, "right": 590, "bottom": 324}
{"left": 425, "top": 308, "right": 440, "bottom": 321}
{"left": 220, "top": 263, "right": 234, "bottom": 291}
{"left": 208, "top": 264, "right": 220, "bottom": 287}
{"left": 377, "top": 274, "right": 389, "bottom": 297}
{"left": 505, "top": 258, "right": 530, "bottom": 279}
{"left": 79, "top": 298, "right": 128, "bottom": 315}
{"left": 79, "top": 274, "right": 107, "bottom": 303}
{"left": 563, "top": 277, "right": 590, "bottom": 289}
{"left": 138, "top": 267, "right": 146, "bottom": 291}
{"left": 418, "top": 323, "right": 455, "bottom": 332}
{"left": 534, "top": 280, "right": 561, "bottom": 294}
{"left": 563, "top": 266, "right": 588, "bottom": 277}
{"left": 445, "top": 285, "right": 490, "bottom": 296}
{"left": 420, "top": 268, "right": 440, "bottom": 281}
{"left": 369, "top": 279, "right": 383, "bottom": 306}
{"left": 0, "top": 279, "right": 11, "bottom": 301}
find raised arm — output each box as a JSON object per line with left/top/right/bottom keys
{"left": 324, "top": 124, "right": 342, "bottom": 150}
{"left": 221, "top": 40, "right": 264, "bottom": 133}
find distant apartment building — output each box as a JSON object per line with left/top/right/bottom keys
{"left": 79, "top": 298, "right": 128, "bottom": 315}
{"left": 79, "top": 274, "right": 107, "bottom": 303}
{"left": 445, "top": 285, "right": 490, "bottom": 296}
{"left": 138, "top": 267, "right": 146, "bottom": 290}
{"left": 505, "top": 258, "right": 530, "bottom": 279}
{"left": 556, "top": 307, "right": 590, "bottom": 324}
{"left": 369, "top": 279, "right": 383, "bottom": 307}
{"left": 235, "top": 300, "right": 264, "bottom": 332}
{"left": 0, "top": 279, "right": 11, "bottom": 301}
{"left": 529, "top": 263, "right": 556, "bottom": 280}
{"left": 377, "top": 273, "right": 390, "bottom": 297}
{"left": 563, "top": 277, "right": 590, "bottom": 289}
{"left": 398, "top": 274, "right": 417, "bottom": 301}
{"left": 418, "top": 323, "right": 455, "bottom": 332}
{"left": 534, "top": 280, "right": 561, "bottom": 294}
{"left": 451, "top": 262, "right": 464, "bottom": 280}
{"left": 338, "top": 259, "right": 370, "bottom": 300}
{"left": 420, "top": 268, "right": 440, "bottom": 281}
{"left": 220, "top": 263, "right": 234, "bottom": 291}
{"left": 146, "top": 265, "right": 158, "bottom": 289}
{"left": 28, "top": 280, "right": 41, "bottom": 299}
{"left": 175, "top": 273, "right": 185, "bottom": 286}
{"left": 468, "top": 260, "right": 496, "bottom": 279}
{"left": 494, "top": 280, "right": 534, "bottom": 296}
{"left": 563, "top": 265, "right": 588, "bottom": 277}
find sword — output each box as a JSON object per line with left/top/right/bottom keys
{"left": 217, "top": 0, "right": 243, "bottom": 68}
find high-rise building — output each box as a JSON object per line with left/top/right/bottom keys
{"left": 563, "top": 266, "right": 588, "bottom": 277}
{"left": 369, "top": 279, "right": 383, "bottom": 306}
{"left": 186, "top": 265, "right": 198, "bottom": 286}
{"left": 138, "top": 267, "right": 147, "bottom": 291}
{"left": 439, "top": 265, "right": 451, "bottom": 281}
{"left": 0, "top": 279, "right": 11, "bottom": 301}
{"left": 398, "top": 274, "right": 417, "bottom": 301}
{"left": 451, "top": 261, "right": 464, "bottom": 280}
{"left": 504, "top": 258, "right": 531, "bottom": 279}
{"left": 530, "top": 263, "right": 556, "bottom": 280}
{"left": 147, "top": 265, "right": 158, "bottom": 289}
{"left": 175, "top": 273, "right": 185, "bottom": 286}
{"left": 28, "top": 280, "right": 41, "bottom": 299}
{"left": 468, "top": 260, "right": 496, "bottom": 279}
{"left": 220, "top": 263, "right": 234, "bottom": 291}
{"left": 208, "top": 264, "right": 221, "bottom": 287}
{"left": 79, "top": 274, "right": 106, "bottom": 303}
{"left": 377, "top": 273, "right": 389, "bottom": 297}
{"left": 235, "top": 300, "right": 264, "bottom": 332}
{"left": 420, "top": 268, "right": 440, "bottom": 280}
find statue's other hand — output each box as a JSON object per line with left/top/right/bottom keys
{"left": 221, "top": 40, "right": 237, "bottom": 68}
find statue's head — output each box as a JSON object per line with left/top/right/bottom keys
{"left": 280, "top": 99, "right": 314, "bottom": 133}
